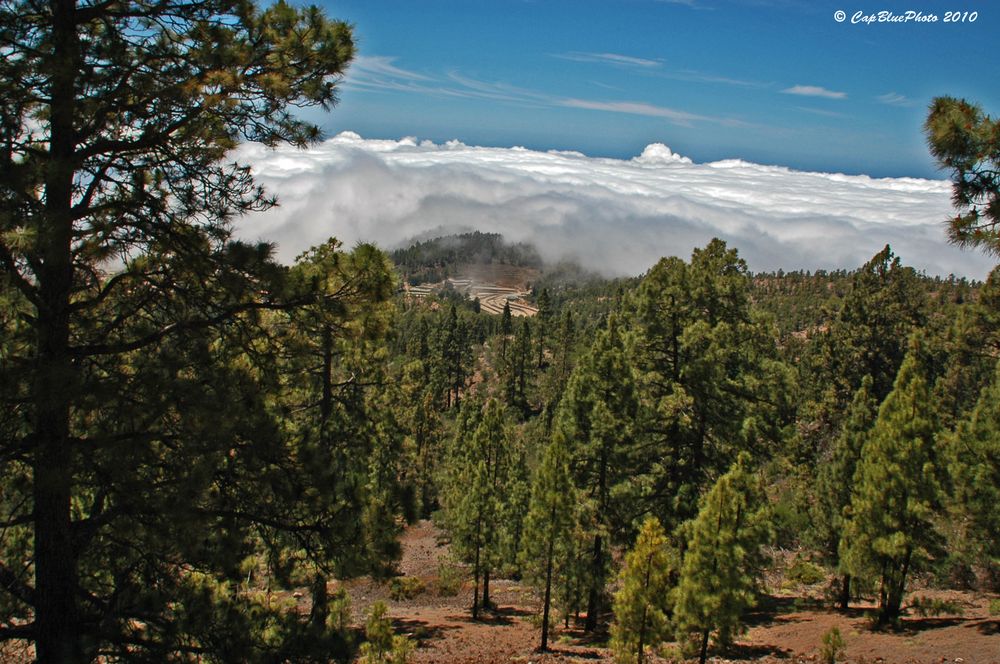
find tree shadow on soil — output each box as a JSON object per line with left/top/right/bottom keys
{"left": 971, "top": 619, "right": 999, "bottom": 635}
{"left": 742, "top": 595, "right": 812, "bottom": 628}
{"left": 891, "top": 617, "right": 966, "bottom": 634}
{"left": 391, "top": 617, "right": 460, "bottom": 643}
{"left": 716, "top": 642, "right": 793, "bottom": 661}
{"left": 445, "top": 605, "right": 533, "bottom": 626}
{"left": 535, "top": 646, "right": 603, "bottom": 659}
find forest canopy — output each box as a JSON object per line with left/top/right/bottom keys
{"left": 1, "top": 0, "right": 997, "bottom": 657}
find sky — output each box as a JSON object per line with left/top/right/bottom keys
{"left": 238, "top": 0, "right": 1000, "bottom": 278}
{"left": 310, "top": 0, "right": 999, "bottom": 178}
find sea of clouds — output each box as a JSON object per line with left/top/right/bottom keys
{"left": 234, "top": 132, "right": 993, "bottom": 279}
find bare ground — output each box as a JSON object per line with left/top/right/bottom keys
{"left": 356, "top": 521, "right": 1000, "bottom": 664}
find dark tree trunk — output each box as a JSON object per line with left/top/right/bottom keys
{"left": 34, "top": 0, "right": 83, "bottom": 660}
{"left": 881, "top": 547, "right": 912, "bottom": 625}
{"left": 540, "top": 527, "right": 555, "bottom": 651}
{"left": 698, "top": 628, "right": 710, "bottom": 664}
{"left": 309, "top": 574, "right": 329, "bottom": 629}
{"left": 482, "top": 568, "right": 491, "bottom": 610}
{"left": 584, "top": 533, "right": 603, "bottom": 632}
{"left": 636, "top": 551, "right": 653, "bottom": 664}
{"left": 838, "top": 573, "right": 851, "bottom": 611}
{"left": 472, "top": 515, "right": 482, "bottom": 620}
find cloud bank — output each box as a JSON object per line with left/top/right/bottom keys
{"left": 234, "top": 133, "right": 992, "bottom": 279}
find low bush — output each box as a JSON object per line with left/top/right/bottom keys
{"left": 389, "top": 576, "right": 426, "bottom": 601}
{"left": 786, "top": 554, "right": 827, "bottom": 586}
{"left": 908, "top": 595, "right": 964, "bottom": 617}
{"left": 435, "top": 562, "right": 464, "bottom": 597}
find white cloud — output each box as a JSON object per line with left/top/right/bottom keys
{"left": 350, "top": 55, "right": 431, "bottom": 82}
{"left": 877, "top": 92, "right": 915, "bottom": 107}
{"left": 560, "top": 99, "right": 710, "bottom": 125}
{"left": 782, "top": 85, "right": 848, "bottom": 99}
{"left": 233, "top": 133, "right": 991, "bottom": 279}
{"left": 794, "top": 106, "right": 848, "bottom": 118}
{"left": 555, "top": 52, "right": 664, "bottom": 68}
{"left": 559, "top": 99, "right": 749, "bottom": 128}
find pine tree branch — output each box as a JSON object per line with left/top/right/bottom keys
{"left": 0, "top": 561, "right": 35, "bottom": 607}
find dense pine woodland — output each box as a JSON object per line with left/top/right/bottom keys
{"left": 2, "top": 0, "right": 1000, "bottom": 661}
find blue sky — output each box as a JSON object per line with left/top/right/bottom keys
{"left": 302, "top": 0, "right": 999, "bottom": 178}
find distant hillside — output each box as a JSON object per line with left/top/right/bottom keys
{"left": 392, "top": 231, "right": 543, "bottom": 285}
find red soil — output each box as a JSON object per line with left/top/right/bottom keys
{"left": 363, "top": 521, "right": 999, "bottom": 664}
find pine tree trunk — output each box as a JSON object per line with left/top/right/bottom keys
{"left": 637, "top": 610, "right": 647, "bottom": 664}
{"left": 698, "top": 629, "right": 710, "bottom": 664}
{"left": 883, "top": 547, "right": 912, "bottom": 625}
{"left": 877, "top": 560, "right": 889, "bottom": 624}
{"left": 482, "top": 568, "right": 491, "bottom": 610}
{"left": 586, "top": 443, "right": 609, "bottom": 633}
{"left": 584, "top": 533, "right": 603, "bottom": 632}
{"left": 472, "top": 514, "right": 482, "bottom": 620}
{"left": 310, "top": 574, "right": 329, "bottom": 629}
{"left": 838, "top": 574, "right": 851, "bottom": 611}
{"left": 541, "top": 528, "right": 555, "bottom": 651}
{"left": 637, "top": 551, "right": 653, "bottom": 664}
{"left": 34, "top": 0, "right": 83, "bottom": 660}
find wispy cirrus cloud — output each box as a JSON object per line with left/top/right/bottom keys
{"left": 656, "top": 0, "right": 712, "bottom": 8}
{"left": 554, "top": 51, "right": 664, "bottom": 69}
{"left": 343, "top": 54, "right": 749, "bottom": 128}
{"left": 561, "top": 99, "right": 709, "bottom": 125}
{"left": 349, "top": 55, "right": 431, "bottom": 81}
{"left": 781, "top": 84, "right": 848, "bottom": 99}
{"left": 672, "top": 69, "right": 770, "bottom": 88}
{"left": 795, "top": 106, "right": 849, "bottom": 118}
{"left": 560, "top": 98, "right": 748, "bottom": 128}
{"left": 555, "top": 52, "right": 766, "bottom": 90}
{"left": 877, "top": 92, "right": 915, "bottom": 107}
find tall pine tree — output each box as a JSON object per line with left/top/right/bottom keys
{"left": 609, "top": 517, "right": 677, "bottom": 664}
{"left": 841, "top": 337, "right": 944, "bottom": 625}
{"left": 812, "top": 375, "right": 878, "bottom": 609}
{"left": 946, "top": 360, "right": 1000, "bottom": 576}
{"left": 674, "top": 453, "right": 771, "bottom": 664}
{"left": 521, "top": 431, "right": 575, "bottom": 650}
{"left": 555, "top": 313, "right": 640, "bottom": 631}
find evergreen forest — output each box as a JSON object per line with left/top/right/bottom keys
{"left": 1, "top": 0, "right": 999, "bottom": 661}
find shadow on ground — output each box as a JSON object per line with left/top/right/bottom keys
{"left": 392, "top": 617, "right": 460, "bottom": 643}
{"left": 718, "top": 642, "right": 794, "bottom": 661}
{"left": 444, "top": 605, "right": 533, "bottom": 626}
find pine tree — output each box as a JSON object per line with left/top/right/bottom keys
{"left": 500, "top": 300, "right": 513, "bottom": 361}
{"left": 437, "top": 305, "right": 472, "bottom": 409}
{"left": 536, "top": 288, "right": 553, "bottom": 369}
{"left": 609, "top": 517, "right": 677, "bottom": 664}
{"left": 512, "top": 319, "right": 534, "bottom": 412}
{"left": 812, "top": 375, "right": 878, "bottom": 609}
{"left": 0, "top": 0, "right": 357, "bottom": 657}
{"left": 931, "top": 265, "right": 1000, "bottom": 428}
{"left": 555, "top": 313, "right": 640, "bottom": 631}
{"left": 925, "top": 97, "right": 1000, "bottom": 253}
{"left": 439, "top": 398, "right": 514, "bottom": 619}
{"left": 521, "top": 431, "right": 575, "bottom": 650}
{"left": 674, "top": 453, "right": 771, "bottom": 664}
{"left": 841, "top": 337, "right": 944, "bottom": 625}
{"left": 946, "top": 360, "right": 1000, "bottom": 572}
{"left": 630, "top": 239, "right": 790, "bottom": 532}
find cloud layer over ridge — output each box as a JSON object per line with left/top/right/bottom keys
{"left": 234, "top": 133, "right": 992, "bottom": 279}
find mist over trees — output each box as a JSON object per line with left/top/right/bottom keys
{"left": 1, "top": 2, "right": 997, "bottom": 657}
